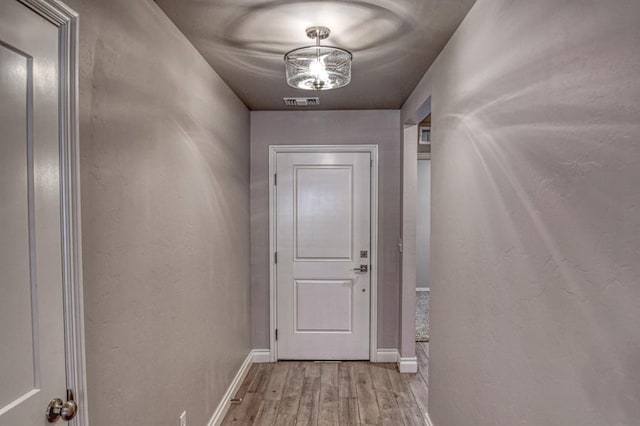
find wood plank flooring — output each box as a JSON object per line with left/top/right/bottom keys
{"left": 222, "top": 343, "right": 429, "bottom": 426}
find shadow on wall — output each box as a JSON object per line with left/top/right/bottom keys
{"left": 88, "top": 37, "right": 249, "bottom": 265}
{"left": 426, "top": 0, "right": 640, "bottom": 423}
{"left": 74, "top": 1, "right": 251, "bottom": 423}
{"left": 158, "top": 0, "right": 420, "bottom": 77}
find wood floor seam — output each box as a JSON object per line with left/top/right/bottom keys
{"left": 222, "top": 344, "right": 428, "bottom": 426}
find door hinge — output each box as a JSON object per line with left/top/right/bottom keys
{"left": 274, "top": 173, "right": 277, "bottom": 185}
{"left": 370, "top": 159, "right": 373, "bottom": 168}
{"left": 275, "top": 329, "right": 278, "bottom": 341}
{"left": 274, "top": 251, "right": 278, "bottom": 264}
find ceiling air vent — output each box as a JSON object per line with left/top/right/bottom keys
{"left": 283, "top": 97, "right": 320, "bottom": 107}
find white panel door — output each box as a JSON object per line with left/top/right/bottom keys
{"left": 276, "top": 152, "right": 371, "bottom": 359}
{"left": 0, "top": 1, "right": 68, "bottom": 424}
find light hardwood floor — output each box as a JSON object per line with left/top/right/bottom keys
{"left": 222, "top": 342, "right": 429, "bottom": 425}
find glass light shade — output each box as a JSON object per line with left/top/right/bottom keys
{"left": 285, "top": 45, "right": 352, "bottom": 90}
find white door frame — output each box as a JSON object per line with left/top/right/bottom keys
{"left": 268, "top": 145, "right": 379, "bottom": 362}
{"left": 16, "top": 1, "right": 88, "bottom": 424}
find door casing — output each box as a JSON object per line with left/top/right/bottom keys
{"left": 268, "top": 145, "right": 379, "bottom": 362}
{"left": 15, "top": 1, "right": 88, "bottom": 424}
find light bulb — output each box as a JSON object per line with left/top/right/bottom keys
{"left": 309, "top": 58, "right": 325, "bottom": 77}
{"left": 309, "top": 58, "right": 330, "bottom": 87}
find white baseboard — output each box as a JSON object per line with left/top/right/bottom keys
{"left": 207, "top": 351, "right": 254, "bottom": 426}
{"left": 375, "top": 349, "right": 399, "bottom": 363}
{"left": 251, "top": 349, "right": 271, "bottom": 363}
{"left": 425, "top": 411, "right": 434, "bottom": 426}
{"left": 247, "top": 348, "right": 403, "bottom": 364}
{"left": 207, "top": 349, "right": 272, "bottom": 425}
{"left": 398, "top": 356, "right": 418, "bottom": 373}
{"left": 253, "top": 348, "right": 401, "bottom": 363}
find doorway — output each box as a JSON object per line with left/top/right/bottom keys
{"left": 416, "top": 115, "right": 431, "bottom": 345}
{"left": 0, "top": 0, "right": 87, "bottom": 424}
{"left": 269, "top": 145, "right": 379, "bottom": 361}
{"left": 415, "top": 115, "right": 432, "bottom": 401}
{"left": 416, "top": 157, "right": 431, "bottom": 343}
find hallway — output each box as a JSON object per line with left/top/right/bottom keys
{"left": 2, "top": 0, "right": 638, "bottom": 424}
{"left": 223, "top": 343, "right": 430, "bottom": 425}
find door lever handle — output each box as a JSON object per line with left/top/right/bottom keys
{"left": 353, "top": 265, "right": 368, "bottom": 273}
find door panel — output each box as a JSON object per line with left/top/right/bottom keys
{"left": 276, "top": 152, "right": 371, "bottom": 360}
{"left": 0, "top": 1, "right": 67, "bottom": 424}
{"left": 295, "top": 166, "right": 353, "bottom": 260}
{"left": 0, "top": 41, "right": 35, "bottom": 410}
{"left": 295, "top": 279, "right": 353, "bottom": 332}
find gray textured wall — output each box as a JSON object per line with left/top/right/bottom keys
{"left": 67, "top": 0, "right": 251, "bottom": 424}
{"left": 402, "top": 0, "right": 640, "bottom": 424}
{"left": 250, "top": 110, "right": 401, "bottom": 350}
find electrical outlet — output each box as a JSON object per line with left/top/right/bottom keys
{"left": 179, "top": 411, "right": 186, "bottom": 426}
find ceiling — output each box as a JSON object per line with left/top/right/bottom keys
{"left": 155, "top": 0, "right": 476, "bottom": 110}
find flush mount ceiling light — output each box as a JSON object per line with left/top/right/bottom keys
{"left": 284, "top": 26, "right": 352, "bottom": 91}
